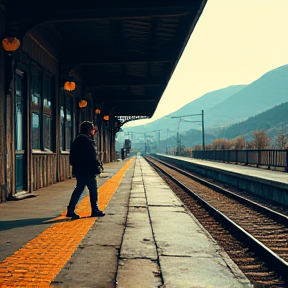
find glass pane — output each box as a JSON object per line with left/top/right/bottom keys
{"left": 43, "top": 75, "right": 52, "bottom": 116}
{"left": 43, "top": 115, "right": 51, "bottom": 150}
{"left": 32, "top": 113, "right": 40, "bottom": 149}
{"left": 31, "top": 70, "right": 41, "bottom": 111}
{"left": 60, "top": 105, "right": 65, "bottom": 150}
{"left": 43, "top": 74, "right": 54, "bottom": 151}
{"left": 65, "top": 99, "right": 72, "bottom": 150}
{"left": 16, "top": 103, "right": 23, "bottom": 150}
{"left": 15, "top": 78, "right": 23, "bottom": 150}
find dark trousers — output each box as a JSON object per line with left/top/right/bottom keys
{"left": 68, "top": 175, "right": 99, "bottom": 212}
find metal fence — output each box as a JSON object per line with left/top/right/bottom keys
{"left": 192, "top": 149, "right": 288, "bottom": 172}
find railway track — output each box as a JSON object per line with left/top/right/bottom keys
{"left": 145, "top": 156, "right": 288, "bottom": 288}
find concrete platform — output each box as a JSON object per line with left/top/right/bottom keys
{"left": 153, "top": 153, "right": 288, "bottom": 207}
{"left": 155, "top": 154, "right": 288, "bottom": 185}
{"left": 0, "top": 156, "right": 253, "bottom": 287}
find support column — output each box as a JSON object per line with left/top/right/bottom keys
{"left": 0, "top": 7, "right": 7, "bottom": 202}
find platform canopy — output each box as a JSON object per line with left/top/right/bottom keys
{"left": 3, "top": 0, "right": 207, "bottom": 117}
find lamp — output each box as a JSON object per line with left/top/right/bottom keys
{"left": 2, "top": 37, "right": 20, "bottom": 52}
{"left": 64, "top": 81, "right": 76, "bottom": 91}
{"left": 103, "top": 115, "right": 109, "bottom": 121}
{"left": 95, "top": 108, "right": 101, "bottom": 114}
{"left": 79, "top": 100, "right": 87, "bottom": 108}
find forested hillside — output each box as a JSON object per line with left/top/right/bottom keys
{"left": 178, "top": 102, "right": 288, "bottom": 149}
{"left": 217, "top": 102, "right": 288, "bottom": 142}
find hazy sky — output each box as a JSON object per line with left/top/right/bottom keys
{"left": 125, "top": 0, "right": 288, "bottom": 127}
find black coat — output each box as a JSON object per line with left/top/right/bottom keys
{"left": 69, "top": 134, "right": 101, "bottom": 177}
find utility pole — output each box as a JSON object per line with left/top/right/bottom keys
{"left": 177, "top": 118, "right": 181, "bottom": 155}
{"left": 166, "top": 129, "right": 169, "bottom": 154}
{"left": 169, "top": 117, "right": 182, "bottom": 155}
{"left": 157, "top": 130, "right": 161, "bottom": 152}
{"left": 144, "top": 132, "right": 147, "bottom": 154}
{"left": 151, "top": 129, "right": 161, "bottom": 153}
{"left": 171, "top": 111, "right": 205, "bottom": 153}
{"left": 126, "top": 130, "right": 149, "bottom": 155}
{"left": 202, "top": 110, "right": 205, "bottom": 150}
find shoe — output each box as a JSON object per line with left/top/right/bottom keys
{"left": 91, "top": 210, "right": 105, "bottom": 217}
{"left": 66, "top": 212, "right": 80, "bottom": 219}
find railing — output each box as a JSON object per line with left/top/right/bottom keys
{"left": 192, "top": 149, "right": 288, "bottom": 172}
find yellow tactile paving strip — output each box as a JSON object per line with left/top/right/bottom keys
{"left": 0, "top": 158, "right": 134, "bottom": 288}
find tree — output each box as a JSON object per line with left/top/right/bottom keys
{"left": 252, "top": 130, "right": 270, "bottom": 149}
{"left": 275, "top": 129, "right": 288, "bottom": 149}
{"left": 246, "top": 140, "right": 256, "bottom": 149}
{"left": 211, "top": 138, "right": 229, "bottom": 150}
{"left": 193, "top": 144, "right": 202, "bottom": 151}
{"left": 234, "top": 136, "right": 246, "bottom": 150}
{"left": 182, "top": 148, "right": 192, "bottom": 157}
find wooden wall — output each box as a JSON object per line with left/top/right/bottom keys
{"left": 0, "top": 28, "right": 116, "bottom": 203}
{"left": 31, "top": 154, "right": 56, "bottom": 191}
{"left": 59, "top": 153, "right": 73, "bottom": 182}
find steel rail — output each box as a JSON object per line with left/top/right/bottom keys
{"left": 145, "top": 156, "right": 288, "bottom": 282}
{"left": 149, "top": 156, "right": 288, "bottom": 225}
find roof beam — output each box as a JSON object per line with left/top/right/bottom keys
{"left": 9, "top": 2, "right": 198, "bottom": 24}
{"left": 83, "top": 75, "right": 165, "bottom": 86}
{"left": 61, "top": 53, "right": 173, "bottom": 67}
{"left": 6, "top": 0, "right": 203, "bottom": 39}
{"left": 102, "top": 99, "right": 157, "bottom": 103}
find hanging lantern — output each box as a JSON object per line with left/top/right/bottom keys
{"left": 2, "top": 37, "right": 20, "bottom": 52}
{"left": 64, "top": 81, "right": 76, "bottom": 91}
{"left": 95, "top": 108, "right": 101, "bottom": 114}
{"left": 103, "top": 115, "right": 109, "bottom": 121}
{"left": 79, "top": 100, "right": 87, "bottom": 108}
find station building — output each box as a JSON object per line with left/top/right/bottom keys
{"left": 0, "top": 0, "right": 207, "bottom": 202}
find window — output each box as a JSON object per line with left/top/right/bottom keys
{"left": 60, "top": 93, "right": 73, "bottom": 151}
{"left": 43, "top": 74, "right": 53, "bottom": 150}
{"left": 31, "top": 67, "right": 55, "bottom": 151}
{"left": 31, "top": 69, "right": 41, "bottom": 149}
{"left": 32, "top": 113, "right": 40, "bottom": 149}
{"left": 15, "top": 76, "right": 24, "bottom": 150}
{"left": 65, "top": 99, "right": 72, "bottom": 149}
{"left": 60, "top": 103, "right": 65, "bottom": 150}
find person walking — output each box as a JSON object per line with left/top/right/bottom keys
{"left": 66, "top": 121, "right": 105, "bottom": 219}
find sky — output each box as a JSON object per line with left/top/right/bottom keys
{"left": 125, "top": 0, "right": 288, "bottom": 127}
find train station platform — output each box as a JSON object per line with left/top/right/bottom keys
{"left": 155, "top": 154, "right": 288, "bottom": 185}
{"left": 153, "top": 153, "right": 288, "bottom": 207}
{"left": 0, "top": 156, "right": 253, "bottom": 288}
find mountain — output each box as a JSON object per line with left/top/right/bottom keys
{"left": 123, "top": 85, "right": 246, "bottom": 134}
{"left": 119, "top": 64, "right": 288, "bottom": 146}
{"left": 170, "top": 85, "right": 246, "bottom": 117}
{"left": 204, "top": 64, "right": 288, "bottom": 127}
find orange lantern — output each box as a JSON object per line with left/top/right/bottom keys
{"left": 79, "top": 100, "right": 87, "bottom": 108}
{"left": 103, "top": 115, "right": 109, "bottom": 121}
{"left": 2, "top": 37, "right": 20, "bottom": 51}
{"left": 64, "top": 81, "right": 76, "bottom": 91}
{"left": 95, "top": 109, "right": 101, "bottom": 114}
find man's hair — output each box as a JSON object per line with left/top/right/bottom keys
{"left": 80, "top": 121, "right": 94, "bottom": 134}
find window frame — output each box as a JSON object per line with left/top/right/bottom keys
{"left": 30, "top": 65, "right": 55, "bottom": 153}
{"left": 60, "top": 92, "right": 74, "bottom": 151}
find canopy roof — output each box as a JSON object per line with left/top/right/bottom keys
{"left": 3, "top": 0, "right": 207, "bottom": 117}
